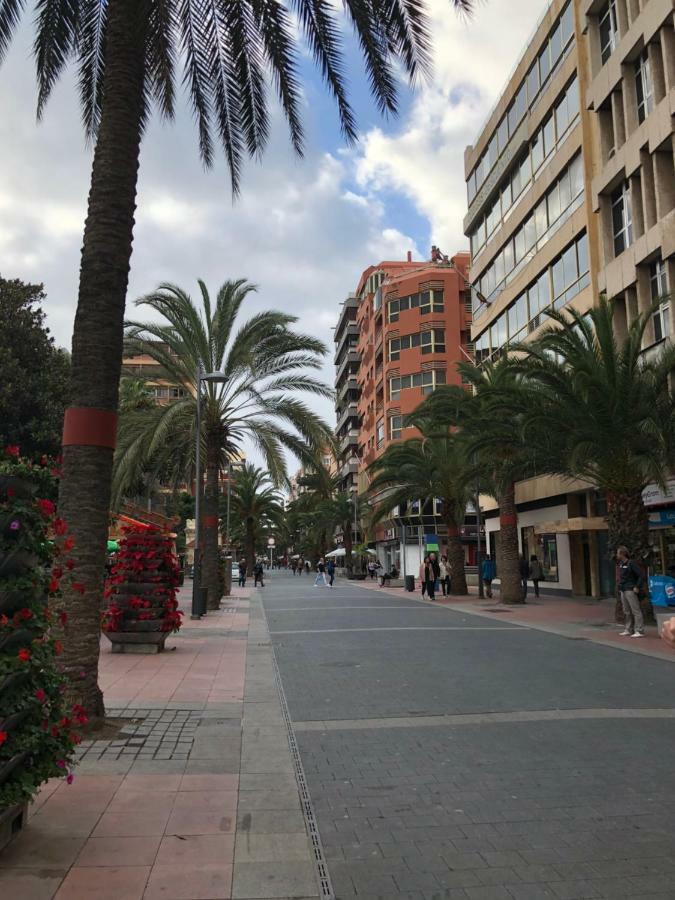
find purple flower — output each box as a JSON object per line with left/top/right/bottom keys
{"left": 56, "top": 759, "right": 66, "bottom": 769}
{"left": 9, "top": 520, "right": 20, "bottom": 531}
{"left": 66, "top": 773, "right": 74, "bottom": 785}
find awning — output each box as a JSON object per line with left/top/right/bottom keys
{"left": 534, "top": 516, "right": 607, "bottom": 534}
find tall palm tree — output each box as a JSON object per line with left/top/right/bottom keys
{"left": 421, "top": 358, "right": 539, "bottom": 604}
{"left": 118, "top": 377, "right": 154, "bottom": 412}
{"left": 229, "top": 464, "right": 285, "bottom": 570}
{"left": 114, "top": 278, "right": 333, "bottom": 609}
{"left": 368, "top": 425, "right": 474, "bottom": 595}
{"left": 514, "top": 296, "right": 675, "bottom": 560}
{"left": 1, "top": 0, "right": 473, "bottom": 715}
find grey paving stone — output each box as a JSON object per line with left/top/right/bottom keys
{"left": 232, "top": 860, "right": 318, "bottom": 898}
{"left": 234, "top": 831, "right": 311, "bottom": 863}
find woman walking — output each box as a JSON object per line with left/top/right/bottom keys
{"left": 529, "top": 555, "right": 543, "bottom": 598}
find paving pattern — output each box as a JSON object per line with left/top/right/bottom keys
{"left": 262, "top": 573, "right": 675, "bottom": 900}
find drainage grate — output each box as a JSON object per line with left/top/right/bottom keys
{"left": 270, "top": 644, "right": 334, "bottom": 899}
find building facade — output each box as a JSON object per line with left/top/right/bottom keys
{"left": 335, "top": 251, "right": 479, "bottom": 574}
{"left": 465, "top": 0, "right": 674, "bottom": 596}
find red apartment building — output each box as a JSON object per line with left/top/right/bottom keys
{"left": 335, "top": 249, "right": 477, "bottom": 574}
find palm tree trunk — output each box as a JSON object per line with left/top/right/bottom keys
{"left": 344, "top": 522, "right": 353, "bottom": 575}
{"left": 203, "top": 439, "right": 221, "bottom": 610}
{"left": 607, "top": 489, "right": 653, "bottom": 623}
{"left": 498, "top": 481, "right": 522, "bottom": 604}
{"left": 55, "top": 0, "right": 146, "bottom": 718}
{"left": 445, "top": 513, "right": 467, "bottom": 595}
{"left": 245, "top": 521, "right": 255, "bottom": 572}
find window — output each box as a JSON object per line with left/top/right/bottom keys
{"left": 376, "top": 419, "right": 385, "bottom": 447}
{"left": 612, "top": 181, "right": 633, "bottom": 256}
{"left": 389, "top": 370, "right": 445, "bottom": 398}
{"left": 388, "top": 338, "right": 400, "bottom": 361}
{"left": 497, "top": 116, "right": 509, "bottom": 153}
{"left": 387, "top": 298, "right": 399, "bottom": 322}
{"left": 635, "top": 49, "right": 654, "bottom": 124}
{"left": 650, "top": 259, "right": 670, "bottom": 343}
{"left": 508, "top": 293, "right": 529, "bottom": 342}
{"left": 389, "top": 416, "right": 402, "bottom": 440}
{"left": 538, "top": 41, "right": 551, "bottom": 84}
{"left": 475, "top": 331, "right": 490, "bottom": 364}
{"left": 527, "top": 63, "right": 539, "bottom": 104}
{"left": 389, "top": 376, "right": 401, "bottom": 399}
{"left": 420, "top": 329, "right": 446, "bottom": 354}
{"left": 420, "top": 289, "right": 444, "bottom": 314}
{"left": 599, "top": 0, "right": 618, "bottom": 65}
{"left": 543, "top": 115, "right": 555, "bottom": 158}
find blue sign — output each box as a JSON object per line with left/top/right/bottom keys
{"left": 649, "top": 576, "right": 675, "bottom": 607}
{"left": 648, "top": 509, "right": 675, "bottom": 528}
{"left": 425, "top": 534, "right": 440, "bottom": 551}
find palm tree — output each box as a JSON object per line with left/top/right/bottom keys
{"left": 114, "top": 278, "right": 333, "bottom": 609}
{"left": 421, "top": 358, "right": 539, "bottom": 604}
{"left": 514, "top": 296, "right": 675, "bottom": 561}
{"left": 118, "top": 378, "right": 154, "bottom": 413}
{"left": 1, "top": 0, "right": 473, "bottom": 715}
{"left": 368, "top": 425, "right": 474, "bottom": 595}
{"left": 229, "top": 464, "right": 285, "bottom": 570}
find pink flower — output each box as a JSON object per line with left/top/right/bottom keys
{"left": 35, "top": 689, "right": 47, "bottom": 702}
{"left": 56, "top": 759, "right": 66, "bottom": 769}
{"left": 4, "top": 445, "right": 19, "bottom": 458}
{"left": 66, "top": 773, "right": 74, "bottom": 785}
{"left": 9, "top": 520, "right": 20, "bottom": 531}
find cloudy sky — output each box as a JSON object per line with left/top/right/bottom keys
{"left": 0, "top": 0, "right": 545, "bottom": 459}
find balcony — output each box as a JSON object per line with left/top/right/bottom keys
{"left": 339, "top": 429, "right": 360, "bottom": 453}
{"left": 336, "top": 402, "right": 359, "bottom": 431}
{"left": 335, "top": 349, "right": 360, "bottom": 383}
{"left": 336, "top": 375, "right": 359, "bottom": 403}
{"left": 340, "top": 457, "right": 359, "bottom": 478}
{"left": 334, "top": 323, "right": 360, "bottom": 359}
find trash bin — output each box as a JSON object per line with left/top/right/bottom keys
{"left": 405, "top": 575, "right": 415, "bottom": 592}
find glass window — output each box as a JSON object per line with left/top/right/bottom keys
{"left": 502, "top": 180, "right": 512, "bottom": 214}
{"left": 527, "top": 63, "right": 539, "bottom": 104}
{"left": 612, "top": 181, "right": 632, "bottom": 256}
{"left": 496, "top": 314, "right": 507, "bottom": 348}
{"left": 503, "top": 238, "right": 514, "bottom": 274}
{"left": 570, "top": 152, "right": 584, "bottom": 198}
{"left": 531, "top": 128, "right": 544, "bottom": 172}
{"left": 539, "top": 42, "right": 551, "bottom": 84}
{"left": 514, "top": 227, "right": 526, "bottom": 264}
{"left": 566, "top": 75, "right": 579, "bottom": 122}
{"left": 549, "top": 22, "right": 562, "bottom": 68}
{"left": 376, "top": 419, "right": 385, "bottom": 447}
{"left": 523, "top": 214, "right": 536, "bottom": 253}
{"left": 552, "top": 255, "right": 565, "bottom": 299}
{"left": 651, "top": 259, "right": 670, "bottom": 343}
{"left": 560, "top": 2, "right": 574, "bottom": 46}
{"left": 548, "top": 180, "right": 562, "bottom": 224}
{"left": 543, "top": 116, "right": 555, "bottom": 157}
{"left": 635, "top": 49, "right": 654, "bottom": 124}
{"left": 389, "top": 377, "right": 400, "bottom": 399}
{"left": 389, "top": 415, "right": 402, "bottom": 440}
{"left": 497, "top": 116, "right": 509, "bottom": 153}
{"left": 494, "top": 250, "right": 505, "bottom": 286}
{"left": 468, "top": 171, "right": 476, "bottom": 203}
{"left": 508, "top": 292, "right": 529, "bottom": 341}
{"left": 537, "top": 269, "right": 551, "bottom": 312}
{"left": 388, "top": 338, "right": 400, "bottom": 361}
{"left": 576, "top": 232, "right": 589, "bottom": 276}
{"left": 562, "top": 243, "right": 578, "bottom": 289}
{"left": 534, "top": 197, "right": 548, "bottom": 239}
{"left": 488, "top": 133, "right": 499, "bottom": 168}
{"left": 599, "top": 0, "right": 619, "bottom": 66}
{"left": 555, "top": 93, "right": 569, "bottom": 138}
{"left": 558, "top": 166, "right": 571, "bottom": 211}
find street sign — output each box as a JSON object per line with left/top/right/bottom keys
{"left": 267, "top": 537, "right": 276, "bottom": 546}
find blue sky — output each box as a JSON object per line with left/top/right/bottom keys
{"left": 0, "top": 0, "right": 545, "bottom": 459}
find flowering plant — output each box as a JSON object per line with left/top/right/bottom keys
{"left": 102, "top": 525, "right": 183, "bottom": 635}
{"left": 0, "top": 447, "right": 85, "bottom": 811}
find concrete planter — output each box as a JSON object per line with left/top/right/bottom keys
{"left": 105, "top": 630, "right": 169, "bottom": 654}
{"left": 0, "top": 802, "right": 28, "bottom": 854}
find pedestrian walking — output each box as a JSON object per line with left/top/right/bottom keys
{"left": 305, "top": 560, "right": 310, "bottom": 574}
{"left": 429, "top": 552, "right": 441, "bottom": 596}
{"left": 419, "top": 555, "right": 429, "bottom": 598}
{"left": 253, "top": 559, "right": 265, "bottom": 587}
{"left": 367, "top": 559, "right": 376, "bottom": 580}
{"left": 439, "top": 555, "right": 451, "bottom": 596}
{"left": 519, "top": 554, "right": 530, "bottom": 601}
{"left": 314, "top": 557, "right": 329, "bottom": 587}
{"left": 238, "top": 557, "right": 247, "bottom": 587}
{"left": 529, "top": 554, "right": 543, "bottom": 598}
{"left": 291, "top": 560, "right": 297, "bottom": 575}
{"left": 617, "top": 546, "right": 646, "bottom": 637}
{"left": 326, "top": 558, "right": 335, "bottom": 587}
{"left": 480, "top": 555, "right": 495, "bottom": 598}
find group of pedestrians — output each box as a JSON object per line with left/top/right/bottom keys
{"left": 291, "top": 558, "right": 311, "bottom": 575}
{"left": 237, "top": 557, "right": 265, "bottom": 588}
{"left": 418, "top": 552, "right": 450, "bottom": 601}
{"left": 313, "top": 557, "right": 335, "bottom": 588}
{"left": 479, "top": 553, "right": 544, "bottom": 601}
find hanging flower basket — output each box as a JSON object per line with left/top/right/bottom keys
{"left": 102, "top": 525, "right": 182, "bottom": 654}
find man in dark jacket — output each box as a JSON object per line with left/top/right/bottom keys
{"left": 253, "top": 559, "right": 265, "bottom": 587}
{"left": 238, "top": 558, "right": 247, "bottom": 587}
{"left": 617, "top": 545, "right": 646, "bottom": 637}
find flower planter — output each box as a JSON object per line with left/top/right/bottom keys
{"left": 0, "top": 752, "right": 31, "bottom": 789}
{"left": 0, "top": 474, "right": 36, "bottom": 500}
{"left": 0, "top": 628, "right": 34, "bottom": 654}
{"left": 0, "top": 710, "right": 30, "bottom": 734}
{"left": 105, "top": 630, "right": 169, "bottom": 654}
{"left": 0, "top": 802, "right": 27, "bottom": 854}
{"left": 0, "top": 588, "right": 46, "bottom": 617}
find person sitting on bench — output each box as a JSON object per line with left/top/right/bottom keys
{"left": 380, "top": 565, "right": 399, "bottom": 586}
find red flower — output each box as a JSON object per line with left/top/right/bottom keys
{"left": 58, "top": 611, "right": 68, "bottom": 627}
{"left": 63, "top": 536, "right": 75, "bottom": 551}
{"left": 6, "top": 487, "right": 14, "bottom": 499}
{"left": 17, "top": 648, "right": 31, "bottom": 662}
{"left": 37, "top": 498, "right": 56, "bottom": 518}
{"left": 66, "top": 773, "right": 74, "bottom": 785}
{"left": 54, "top": 518, "right": 68, "bottom": 536}
{"left": 17, "top": 608, "right": 33, "bottom": 621}
{"left": 54, "top": 640, "right": 64, "bottom": 656}
{"left": 48, "top": 577, "right": 59, "bottom": 593}
{"left": 52, "top": 567, "right": 63, "bottom": 579}
{"left": 4, "top": 445, "right": 20, "bottom": 457}
{"left": 65, "top": 558, "right": 75, "bottom": 571}
{"left": 0, "top": 731, "right": 7, "bottom": 745}
{"left": 72, "top": 582, "right": 85, "bottom": 595}
{"left": 40, "top": 454, "right": 49, "bottom": 466}
{"left": 35, "top": 689, "right": 47, "bottom": 702}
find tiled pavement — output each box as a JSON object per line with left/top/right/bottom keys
{"left": 0, "top": 583, "right": 321, "bottom": 900}
{"left": 262, "top": 573, "right": 675, "bottom": 900}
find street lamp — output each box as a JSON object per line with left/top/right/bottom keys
{"left": 191, "top": 363, "right": 228, "bottom": 620}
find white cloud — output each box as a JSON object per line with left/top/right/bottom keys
{"left": 352, "top": 0, "right": 549, "bottom": 254}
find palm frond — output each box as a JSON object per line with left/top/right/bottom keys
{"left": 0, "top": 0, "right": 25, "bottom": 63}
{"left": 77, "top": 0, "right": 107, "bottom": 139}
{"left": 34, "top": 0, "right": 79, "bottom": 117}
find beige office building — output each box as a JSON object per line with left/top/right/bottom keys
{"left": 464, "top": 0, "right": 674, "bottom": 597}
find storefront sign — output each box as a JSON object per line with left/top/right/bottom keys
{"left": 643, "top": 480, "right": 675, "bottom": 507}
{"left": 425, "top": 534, "right": 440, "bottom": 551}
{"left": 648, "top": 509, "right": 675, "bottom": 528}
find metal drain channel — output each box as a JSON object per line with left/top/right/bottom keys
{"left": 270, "top": 649, "right": 335, "bottom": 899}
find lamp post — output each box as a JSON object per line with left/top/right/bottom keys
{"left": 476, "top": 479, "right": 484, "bottom": 599}
{"left": 190, "top": 363, "right": 228, "bottom": 620}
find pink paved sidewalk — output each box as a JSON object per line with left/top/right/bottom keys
{"left": 0, "top": 586, "right": 251, "bottom": 900}
{"left": 355, "top": 578, "right": 675, "bottom": 662}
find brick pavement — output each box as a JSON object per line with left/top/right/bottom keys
{"left": 262, "top": 572, "right": 675, "bottom": 900}
{"left": 0, "top": 581, "right": 321, "bottom": 900}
